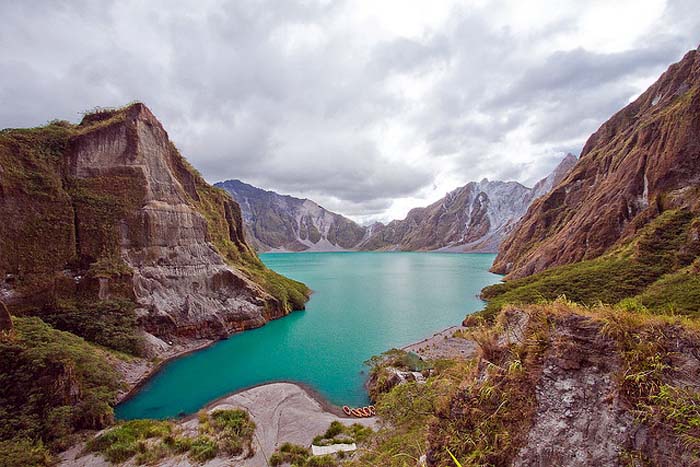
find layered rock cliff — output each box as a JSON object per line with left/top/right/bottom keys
{"left": 218, "top": 155, "right": 576, "bottom": 254}
{"left": 0, "top": 103, "right": 308, "bottom": 355}
{"left": 216, "top": 179, "right": 366, "bottom": 252}
{"left": 493, "top": 48, "right": 700, "bottom": 279}
{"left": 359, "top": 154, "right": 576, "bottom": 252}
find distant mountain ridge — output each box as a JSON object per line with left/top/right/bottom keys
{"left": 216, "top": 154, "right": 576, "bottom": 253}
{"left": 215, "top": 179, "right": 366, "bottom": 252}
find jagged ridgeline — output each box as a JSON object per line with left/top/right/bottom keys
{"left": 0, "top": 103, "right": 309, "bottom": 355}
{"left": 480, "top": 48, "right": 700, "bottom": 319}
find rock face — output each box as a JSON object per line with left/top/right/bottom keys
{"left": 359, "top": 154, "right": 576, "bottom": 252}
{"left": 219, "top": 154, "right": 576, "bottom": 254}
{"left": 0, "top": 103, "right": 307, "bottom": 351}
{"left": 493, "top": 48, "right": 700, "bottom": 278}
{"left": 426, "top": 305, "right": 700, "bottom": 467}
{"left": 216, "top": 179, "right": 366, "bottom": 252}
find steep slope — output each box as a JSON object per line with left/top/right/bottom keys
{"left": 359, "top": 154, "right": 576, "bottom": 252}
{"left": 216, "top": 179, "right": 365, "bottom": 252}
{"left": 0, "top": 103, "right": 308, "bottom": 356}
{"left": 351, "top": 302, "right": 700, "bottom": 467}
{"left": 493, "top": 48, "right": 700, "bottom": 279}
{"left": 219, "top": 154, "right": 576, "bottom": 254}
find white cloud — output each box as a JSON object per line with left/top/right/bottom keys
{"left": 0, "top": 0, "right": 697, "bottom": 222}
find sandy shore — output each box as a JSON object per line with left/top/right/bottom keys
{"left": 60, "top": 382, "right": 377, "bottom": 467}
{"left": 402, "top": 325, "right": 477, "bottom": 360}
{"left": 192, "top": 382, "right": 377, "bottom": 467}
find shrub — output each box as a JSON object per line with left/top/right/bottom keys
{"left": 0, "top": 317, "right": 119, "bottom": 451}
{"left": 188, "top": 436, "right": 218, "bottom": 463}
{"left": 0, "top": 438, "right": 53, "bottom": 467}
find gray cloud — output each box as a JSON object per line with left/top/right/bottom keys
{"left": 0, "top": 0, "right": 698, "bottom": 221}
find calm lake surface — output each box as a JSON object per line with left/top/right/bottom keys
{"left": 116, "top": 252, "right": 500, "bottom": 419}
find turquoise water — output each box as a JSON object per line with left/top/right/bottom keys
{"left": 116, "top": 252, "right": 499, "bottom": 420}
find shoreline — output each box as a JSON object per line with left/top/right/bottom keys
{"left": 116, "top": 303, "right": 315, "bottom": 405}
{"left": 116, "top": 338, "right": 215, "bottom": 404}
{"left": 119, "top": 321, "right": 471, "bottom": 419}
{"left": 186, "top": 380, "right": 357, "bottom": 421}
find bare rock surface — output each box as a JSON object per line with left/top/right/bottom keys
{"left": 513, "top": 314, "right": 634, "bottom": 467}
{"left": 68, "top": 104, "right": 284, "bottom": 341}
{"left": 217, "top": 154, "right": 576, "bottom": 254}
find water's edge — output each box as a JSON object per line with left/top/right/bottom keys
{"left": 116, "top": 252, "right": 499, "bottom": 419}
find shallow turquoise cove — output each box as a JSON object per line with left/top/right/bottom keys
{"left": 115, "top": 252, "right": 500, "bottom": 420}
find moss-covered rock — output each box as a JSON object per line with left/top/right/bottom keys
{"left": 0, "top": 103, "right": 309, "bottom": 354}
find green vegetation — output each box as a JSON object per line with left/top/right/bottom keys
{"left": 365, "top": 349, "right": 433, "bottom": 401}
{"left": 312, "top": 421, "right": 373, "bottom": 446}
{"left": 269, "top": 442, "right": 312, "bottom": 466}
{"left": 599, "top": 305, "right": 700, "bottom": 460}
{"left": 198, "top": 408, "right": 256, "bottom": 456}
{"left": 633, "top": 259, "right": 700, "bottom": 314}
{"left": 0, "top": 317, "right": 121, "bottom": 465}
{"left": 87, "top": 409, "right": 256, "bottom": 465}
{"left": 0, "top": 438, "right": 53, "bottom": 467}
{"left": 268, "top": 442, "right": 337, "bottom": 467}
{"left": 481, "top": 209, "right": 700, "bottom": 319}
{"left": 350, "top": 302, "right": 700, "bottom": 466}
{"left": 35, "top": 299, "right": 144, "bottom": 356}
{"left": 267, "top": 422, "right": 372, "bottom": 467}
{"left": 86, "top": 419, "right": 172, "bottom": 463}
{"left": 349, "top": 359, "right": 470, "bottom": 467}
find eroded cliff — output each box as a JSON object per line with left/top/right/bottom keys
{"left": 493, "top": 48, "right": 700, "bottom": 279}
{"left": 0, "top": 103, "right": 308, "bottom": 356}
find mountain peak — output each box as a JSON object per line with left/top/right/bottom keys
{"left": 493, "top": 46, "right": 700, "bottom": 278}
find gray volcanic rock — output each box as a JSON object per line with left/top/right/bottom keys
{"left": 358, "top": 154, "right": 577, "bottom": 252}
{"left": 216, "top": 179, "right": 366, "bottom": 252}
{"left": 67, "top": 105, "right": 286, "bottom": 340}
{"left": 218, "top": 155, "right": 576, "bottom": 254}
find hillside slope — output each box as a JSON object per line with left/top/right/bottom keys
{"left": 353, "top": 302, "right": 700, "bottom": 467}
{"left": 0, "top": 103, "right": 308, "bottom": 356}
{"left": 493, "top": 48, "right": 700, "bottom": 279}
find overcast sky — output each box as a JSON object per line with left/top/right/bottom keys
{"left": 1, "top": 0, "right": 698, "bottom": 223}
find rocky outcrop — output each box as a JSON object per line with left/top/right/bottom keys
{"left": 219, "top": 155, "right": 576, "bottom": 254}
{"left": 216, "top": 179, "right": 366, "bottom": 252}
{"left": 359, "top": 154, "right": 576, "bottom": 252}
{"left": 426, "top": 304, "right": 700, "bottom": 467}
{"left": 493, "top": 48, "right": 700, "bottom": 279}
{"left": 0, "top": 104, "right": 308, "bottom": 354}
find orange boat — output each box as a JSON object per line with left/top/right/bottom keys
{"left": 342, "top": 405, "right": 352, "bottom": 416}
{"left": 361, "top": 406, "right": 372, "bottom": 417}
{"left": 350, "top": 408, "right": 364, "bottom": 417}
